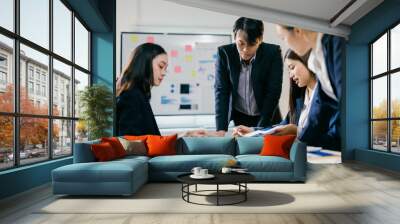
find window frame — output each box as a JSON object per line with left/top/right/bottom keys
{"left": 0, "top": 71, "right": 7, "bottom": 85}
{"left": 0, "top": 53, "right": 7, "bottom": 87}
{"left": 370, "top": 19, "right": 400, "bottom": 154}
{"left": 0, "top": 0, "right": 92, "bottom": 171}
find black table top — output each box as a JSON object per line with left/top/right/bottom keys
{"left": 177, "top": 172, "right": 255, "bottom": 185}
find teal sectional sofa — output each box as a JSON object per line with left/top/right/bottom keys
{"left": 52, "top": 137, "right": 307, "bottom": 196}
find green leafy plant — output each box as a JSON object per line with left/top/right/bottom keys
{"left": 79, "top": 84, "right": 113, "bottom": 140}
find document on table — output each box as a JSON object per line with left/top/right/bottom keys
{"left": 241, "top": 126, "right": 282, "bottom": 137}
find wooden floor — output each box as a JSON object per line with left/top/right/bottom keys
{"left": 1, "top": 162, "right": 400, "bottom": 224}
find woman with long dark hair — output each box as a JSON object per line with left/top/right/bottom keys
{"left": 117, "top": 43, "right": 207, "bottom": 137}
{"left": 233, "top": 49, "right": 340, "bottom": 150}
{"left": 116, "top": 43, "right": 168, "bottom": 136}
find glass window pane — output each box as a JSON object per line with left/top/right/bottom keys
{"left": 391, "top": 72, "right": 400, "bottom": 118}
{"left": 20, "top": 117, "right": 49, "bottom": 165}
{"left": 391, "top": 24, "right": 400, "bottom": 70}
{"left": 74, "top": 18, "right": 89, "bottom": 70}
{"left": 53, "top": 119, "right": 72, "bottom": 158}
{"left": 74, "top": 69, "right": 89, "bottom": 118}
{"left": 372, "top": 33, "right": 387, "bottom": 76}
{"left": 391, "top": 120, "right": 400, "bottom": 153}
{"left": 20, "top": 0, "right": 49, "bottom": 49}
{"left": 372, "top": 121, "right": 388, "bottom": 151}
{"left": 20, "top": 44, "right": 49, "bottom": 115}
{"left": 390, "top": 120, "right": 400, "bottom": 153}
{"left": 0, "top": 116, "right": 14, "bottom": 170}
{"left": 372, "top": 77, "right": 387, "bottom": 119}
{"left": 53, "top": 0, "right": 72, "bottom": 60}
{"left": 0, "top": 0, "right": 14, "bottom": 31}
{"left": 53, "top": 59, "right": 72, "bottom": 117}
{"left": 75, "top": 120, "right": 88, "bottom": 143}
{"left": 0, "top": 35, "right": 14, "bottom": 113}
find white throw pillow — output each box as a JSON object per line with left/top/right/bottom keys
{"left": 118, "top": 137, "right": 147, "bottom": 156}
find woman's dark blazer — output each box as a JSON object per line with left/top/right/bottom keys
{"left": 279, "top": 83, "right": 341, "bottom": 150}
{"left": 116, "top": 86, "right": 160, "bottom": 136}
{"left": 322, "top": 34, "right": 345, "bottom": 102}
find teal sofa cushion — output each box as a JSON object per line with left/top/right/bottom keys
{"left": 148, "top": 154, "right": 235, "bottom": 172}
{"left": 177, "top": 137, "right": 236, "bottom": 155}
{"left": 73, "top": 139, "right": 101, "bottom": 163}
{"left": 115, "top": 155, "right": 150, "bottom": 163}
{"left": 52, "top": 157, "right": 148, "bottom": 195}
{"left": 236, "top": 155, "right": 293, "bottom": 172}
{"left": 236, "top": 137, "right": 264, "bottom": 155}
{"left": 53, "top": 159, "right": 147, "bottom": 183}
{"left": 289, "top": 140, "right": 307, "bottom": 181}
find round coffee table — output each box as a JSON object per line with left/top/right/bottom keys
{"left": 177, "top": 172, "right": 255, "bottom": 206}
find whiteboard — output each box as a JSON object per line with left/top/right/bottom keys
{"left": 121, "top": 32, "right": 232, "bottom": 115}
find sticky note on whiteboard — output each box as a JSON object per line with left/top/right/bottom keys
{"left": 170, "top": 50, "right": 178, "bottom": 57}
{"left": 174, "top": 66, "right": 182, "bottom": 73}
{"left": 185, "top": 55, "right": 193, "bottom": 62}
{"left": 185, "top": 45, "right": 193, "bottom": 52}
{"left": 130, "top": 35, "right": 139, "bottom": 43}
{"left": 146, "top": 36, "right": 155, "bottom": 43}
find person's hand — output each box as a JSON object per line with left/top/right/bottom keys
{"left": 198, "top": 130, "right": 226, "bottom": 137}
{"left": 182, "top": 129, "right": 207, "bottom": 137}
{"left": 214, "top": 130, "right": 226, "bottom": 137}
{"left": 232, "top": 125, "right": 254, "bottom": 137}
{"left": 272, "top": 124, "right": 298, "bottom": 136}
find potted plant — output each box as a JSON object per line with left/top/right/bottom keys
{"left": 79, "top": 84, "right": 113, "bottom": 140}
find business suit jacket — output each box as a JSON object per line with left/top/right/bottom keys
{"left": 306, "top": 34, "right": 344, "bottom": 150}
{"left": 278, "top": 83, "right": 340, "bottom": 150}
{"left": 116, "top": 86, "right": 161, "bottom": 136}
{"left": 322, "top": 34, "right": 345, "bottom": 102}
{"left": 214, "top": 43, "right": 283, "bottom": 131}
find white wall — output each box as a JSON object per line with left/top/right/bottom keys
{"left": 116, "top": 0, "right": 289, "bottom": 130}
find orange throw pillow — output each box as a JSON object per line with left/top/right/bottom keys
{"left": 146, "top": 134, "right": 177, "bottom": 157}
{"left": 260, "top": 135, "right": 297, "bottom": 159}
{"left": 124, "top": 135, "right": 149, "bottom": 141}
{"left": 91, "top": 142, "right": 118, "bottom": 161}
{"left": 101, "top": 137, "right": 126, "bottom": 158}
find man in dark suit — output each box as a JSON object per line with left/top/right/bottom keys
{"left": 214, "top": 17, "right": 283, "bottom": 136}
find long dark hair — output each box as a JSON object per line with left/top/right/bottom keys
{"left": 117, "top": 43, "right": 166, "bottom": 98}
{"left": 284, "top": 49, "right": 314, "bottom": 124}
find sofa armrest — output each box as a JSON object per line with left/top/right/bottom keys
{"left": 73, "top": 140, "right": 100, "bottom": 163}
{"left": 289, "top": 139, "right": 307, "bottom": 181}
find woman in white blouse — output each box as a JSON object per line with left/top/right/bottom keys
{"left": 234, "top": 49, "right": 340, "bottom": 150}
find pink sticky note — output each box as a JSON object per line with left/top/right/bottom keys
{"left": 146, "top": 36, "right": 155, "bottom": 43}
{"left": 174, "top": 66, "right": 182, "bottom": 73}
{"left": 185, "top": 45, "right": 192, "bottom": 52}
{"left": 170, "top": 50, "right": 178, "bottom": 57}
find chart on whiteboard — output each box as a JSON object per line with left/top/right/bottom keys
{"left": 121, "top": 33, "right": 231, "bottom": 115}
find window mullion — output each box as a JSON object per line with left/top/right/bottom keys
{"left": 370, "top": 45, "right": 373, "bottom": 149}
{"left": 13, "top": 0, "right": 21, "bottom": 167}
{"left": 71, "top": 10, "right": 76, "bottom": 155}
{"left": 387, "top": 30, "right": 392, "bottom": 152}
{"left": 49, "top": 0, "right": 54, "bottom": 160}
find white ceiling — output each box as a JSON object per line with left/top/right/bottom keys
{"left": 224, "top": 0, "right": 352, "bottom": 23}
{"left": 164, "top": 0, "right": 384, "bottom": 37}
